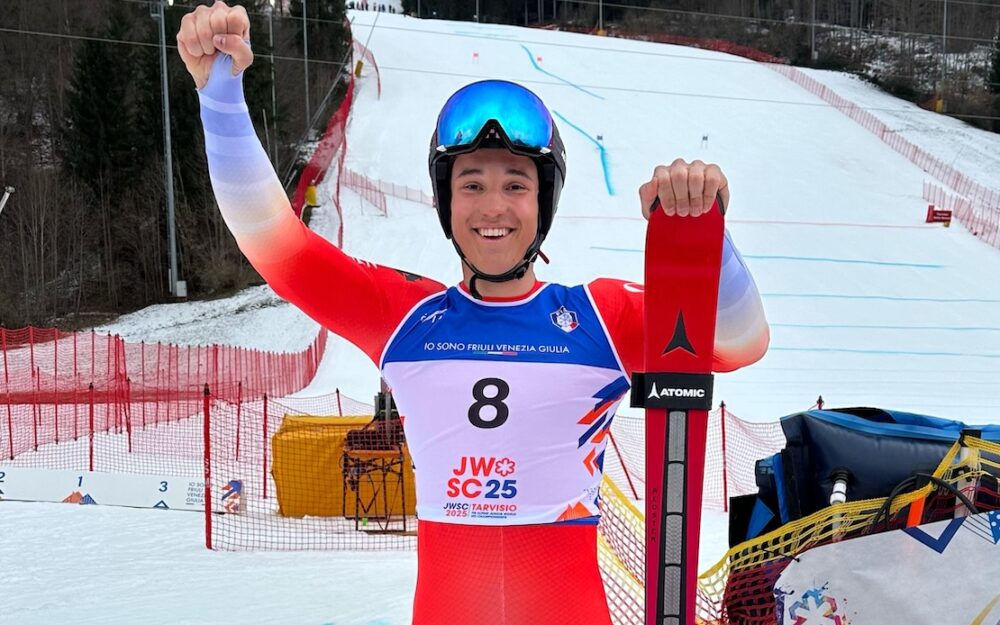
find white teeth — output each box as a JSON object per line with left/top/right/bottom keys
{"left": 478, "top": 228, "right": 510, "bottom": 238}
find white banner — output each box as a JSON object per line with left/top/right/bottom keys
{"left": 775, "top": 511, "right": 1000, "bottom": 625}
{"left": 0, "top": 466, "right": 205, "bottom": 511}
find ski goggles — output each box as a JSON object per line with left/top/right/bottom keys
{"left": 434, "top": 80, "right": 554, "bottom": 156}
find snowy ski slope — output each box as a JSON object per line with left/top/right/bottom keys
{"left": 323, "top": 13, "right": 1000, "bottom": 425}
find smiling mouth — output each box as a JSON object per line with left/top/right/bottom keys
{"left": 475, "top": 227, "right": 514, "bottom": 240}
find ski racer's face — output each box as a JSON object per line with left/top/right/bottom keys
{"left": 450, "top": 149, "right": 540, "bottom": 276}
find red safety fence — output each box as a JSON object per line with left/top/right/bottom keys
{"left": 341, "top": 168, "right": 435, "bottom": 214}
{"left": 290, "top": 34, "right": 384, "bottom": 241}
{"left": 204, "top": 391, "right": 423, "bottom": 551}
{"left": 340, "top": 168, "right": 389, "bottom": 214}
{"left": 201, "top": 392, "right": 786, "bottom": 550}
{"left": 2, "top": 348, "right": 784, "bottom": 552}
{"left": 602, "top": 404, "right": 786, "bottom": 514}
{"left": 925, "top": 180, "right": 1000, "bottom": 245}
{"left": 290, "top": 75, "right": 353, "bottom": 236}
{"left": 0, "top": 326, "right": 326, "bottom": 466}
{"left": 769, "top": 64, "right": 1000, "bottom": 250}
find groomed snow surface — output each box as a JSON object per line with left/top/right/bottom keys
{"left": 3, "top": 11, "right": 1000, "bottom": 624}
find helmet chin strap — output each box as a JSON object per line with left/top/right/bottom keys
{"left": 453, "top": 232, "right": 544, "bottom": 300}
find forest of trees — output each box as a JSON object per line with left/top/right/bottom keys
{"left": 1, "top": 0, "right": 998, "bottom": 329}
{"left": 0, "top": 0, "right": 349, "bottom": 328}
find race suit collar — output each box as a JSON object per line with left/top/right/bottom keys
{"left": 457, "top": 280, "right": 545, "bottom": 303}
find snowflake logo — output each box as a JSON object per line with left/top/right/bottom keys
{"left": 789, "top": 588, "right": 845, "bottom": 625}
{"left": 494, "top": 458, "right": 516, "bottom": 477}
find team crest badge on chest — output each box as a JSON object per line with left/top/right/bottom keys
{"left": 550, "top": 306, "right": 579, "bottom": 333}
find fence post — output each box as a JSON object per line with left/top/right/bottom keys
{"left": 2, "top": 327, "right": 13, "bottom": 460}
{"left": 118, "top": 337, "right": 128, "bottom": 434}
{"left": 29, "top": 328, "right": 38, "bottom": 450}
{"left": 1, "top": 326, "right": 7, "bottom": 388}
{"left": 155, "top": 342, "right": 162, "bottom": 426}
{"left": 165, "top": 344, "right": 172, "bottom": 424}
{"left": 140, "top": 342, "right": 146, "bottom": 429}
{"left": 113, "top": 336, "right": 122, "bottom": 434}
{"left": 125, "top": 378, "right": 133, "bottom": 454}
{"left": 105, "top": 333, "right": 112, "bottom": 431}
{"left": 262, "top": 393, "right": 269, "bottom": 500}
{"left": 261, "top": 351, "right": 266, "bottom": 397}
{"left": 336, "top": 388, "right": 343, "bottom": 417}
{"left": 175, "top": 346, "right": 180, "bottom": 420}
{"left": 204, "top": 383, "right": 213, "bottom": 550}
{"left": 88, "top": 382, "right": 95, "bottom": 472}
{"left": 73, "top": 330, "right": 79, "bottom": 441}
{"left": 187, "top": 345, "right": 193, "bottom": 417}
{"left": 232, "top": 346, "right": 238, "bottom": 400}
{"left": 720, "top": 401, "right": 729, "bottom": 513}
{"left": 54, "top": 328, "right": 59, "bottom": 444}
{"left": 260, "top": 351, "right": 265, "bottom": 397}
{"left": 213, "top": 345, "right": 219, "bottom": 395}
{"left": 32, "top": 366, "right": 39, "bottom": 451}
{"left": 235, "top": 381, "right": 242, "bottom": 462}
{"left": 236, "top": 348, "right": 243, "bottom": 401}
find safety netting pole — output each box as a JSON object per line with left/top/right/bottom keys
{"left": 204, "top": 383, "right": 213, "bottom": 550}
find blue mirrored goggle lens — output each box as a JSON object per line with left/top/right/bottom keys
{"left": 436, "top": 81, "right": 553, "bottom": 151}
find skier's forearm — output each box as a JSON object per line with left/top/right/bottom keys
{"left": 713, "top": 231, "right": 770, "bottom": 371}
{"left": 198, "top": 54, "right": 307, "bottom": 265}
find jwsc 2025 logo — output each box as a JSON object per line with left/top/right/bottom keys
{"left": 446, "top": 455, "right": 518, "bottom": 500}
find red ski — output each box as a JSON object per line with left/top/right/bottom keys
{"left": 631, "top": 196, "right": 726, "bottom": 625}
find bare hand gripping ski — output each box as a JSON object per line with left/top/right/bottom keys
{"left": 631, "top": 196, "right": 726, "bottom": 625}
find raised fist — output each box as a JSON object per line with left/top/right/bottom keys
{"left": 639, "top": 158, "right": 730, "bottom": 218}
{"left": 176, "top": 0, "right": 254, "bottom": 89}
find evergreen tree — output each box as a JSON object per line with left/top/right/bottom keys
{"left": 61, "top": 1, "right": 142, "bottom": 197}
{"left": 290, "top": 0, "right": 348, "bottom": 58}
{"left": 989, "top": 32, "right": 1000, "bottom": 95}
{"left": 61, "top": 0, "right": 147, "bottom": 309}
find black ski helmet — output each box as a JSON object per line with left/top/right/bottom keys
{"left": 427, "top": 80, "right": 567, "bottom": 295}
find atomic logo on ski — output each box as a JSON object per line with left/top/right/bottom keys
{"left": 662, "top": 311, "right": 696, "bottom": 356}
{"left": 646, "top": 382, "right": 706, "bottom": 400}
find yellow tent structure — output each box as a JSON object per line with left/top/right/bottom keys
{"left": 270, "top": 415, "right": 417, "bottom": 520}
